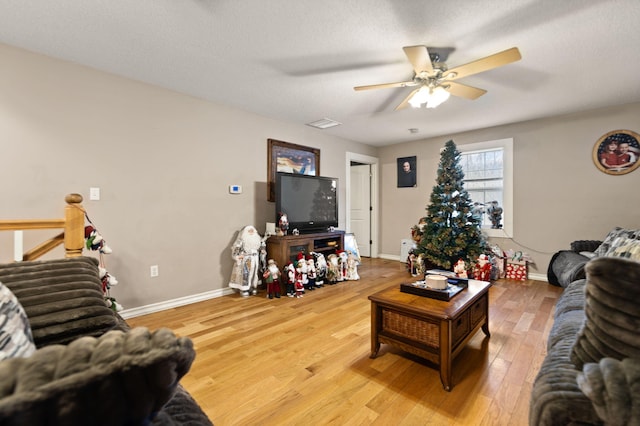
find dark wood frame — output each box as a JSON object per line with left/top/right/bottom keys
{"left": 267, "top": 139, "right": 320, "bottom": 201}
{"left": 592, "top": 129, "right": 640, "bottom": 175}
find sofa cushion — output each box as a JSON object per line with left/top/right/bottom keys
{"left": 0, "top": 257, "right": 118, "bottom": 347}
{"left": 0, "top": 327, "right": 196, "bottom": 426}
{"left": 553, "top": 279, "right": 587, "bottom": 319}
{"left": 593, "top": 227, "right": 640, "bottom": 257}
{"left": 571, "top": 257, "right": 640, "bottom": 369}
{"left": 529, "top": 318, "right": 601, "bottom": 425}
{"left": 0, "top": 282, "right": 35, "bottom": 361}
{"left": 576, "top": 357, "right": 640, "bottom": 426}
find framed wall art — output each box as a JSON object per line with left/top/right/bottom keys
{"left": 592, "top": 129, "right": 640, "bottom": 175}
{"left": 267, "top": 139, "right": 320, "bottom": 201}
{"left": 397, "top": 155, "right": 417, "bottom": 187}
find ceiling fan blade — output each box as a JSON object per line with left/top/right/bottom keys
{"left": 403, "top": 45, "right": 434, "bottom": 76}
{"left": 442, "top": 47, "right": 521, "bottom": 80}
{"left": 354, "top": 80, "right": 417, "bottom": 91}
{"left": 395, "top": 88, "right": 421, "bottom": 110}
{"left": 444, "top": 81, "right": 487, "bottom": 100}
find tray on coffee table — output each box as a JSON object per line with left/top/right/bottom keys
{"left": 400, "top": 280, "right": 468, "bottom": 301}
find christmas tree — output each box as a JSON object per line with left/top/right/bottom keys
{"left": 413, "top": 140, "right": 485, "bottom": 270}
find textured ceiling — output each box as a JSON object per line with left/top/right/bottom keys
{"left": 1, "top": 0, "right": 639, "bottom": 146}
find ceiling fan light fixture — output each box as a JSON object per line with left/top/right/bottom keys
{"left": 408, "top": 86, "right": 430, "bottom": 108}
{"left": 426, "top": 86, "right": 450, "bottom": 108}
{"left": 354, "top": 45, "right": 521, "bottom": 111}
{"left": 408, "top": 85, "right": 450, "bottom": 109}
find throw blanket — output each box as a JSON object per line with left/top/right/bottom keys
{"left": 0, "top": 327, "right": 195, "bottom": 426}
{"left": 577, "top": 357, "right": 640, "bottom": 426}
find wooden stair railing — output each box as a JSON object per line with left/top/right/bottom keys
{"left": 0, "top": 194, "right": 85, "bottom": 260}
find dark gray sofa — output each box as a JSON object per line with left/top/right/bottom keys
{"left": 530, "top": 229, "right": 640, "bottom": 425}
{"left": 0, "top": 256, "right": 213, "bottom": 426}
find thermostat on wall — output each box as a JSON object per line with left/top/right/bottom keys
{"left": 229, "top": 185, "right": 242, "bottom": 194}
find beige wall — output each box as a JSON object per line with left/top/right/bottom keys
{"left": 0, "top": 43, "right": 377, "bottom": 310}
{"left": 3, "top": 41, "right": 639, "bottom": 311}
{"left": 378, "top": 102, "right": 640, "bottom": 275}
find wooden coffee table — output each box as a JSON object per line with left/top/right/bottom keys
{"left": 369, "top": 279, "right": 491, "bottom": 391}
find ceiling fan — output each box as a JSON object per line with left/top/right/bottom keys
{"left": 354, "top": 46, "right": 521, "bottom": 110}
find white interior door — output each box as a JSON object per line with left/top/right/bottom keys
{"left": 350, "top": 164, "right": 371, "bottom": 257}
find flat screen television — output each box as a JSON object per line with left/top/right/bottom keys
{"left": 275, "top": 172, "right": 338, "bottom": 234}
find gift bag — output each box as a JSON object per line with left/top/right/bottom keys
{"left": 506, "top": 251, "right": 528, "bottom": 281}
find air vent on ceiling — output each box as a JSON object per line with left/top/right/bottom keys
{"left": 306, "top": 118, "right": 342, "bottom": 129}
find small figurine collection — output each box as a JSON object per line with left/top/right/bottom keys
{"left": 229, "top": 225, "right": 359, "bottom": 300}
{"left": 406, "top": 243, "right": 532, "bottom": 283}
{"left": 83, "top": 222, "right": 122, "bottom": 312}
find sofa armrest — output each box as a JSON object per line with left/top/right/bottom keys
{"left": 0, "top": 327, "right": 195, "bottom": 426}
{"left": 547, "top": 250, "right": 590, "bottom": 287}
{"left": 570, "top": 240, "right": 602, "bottom": 253}
{"left": 0, "top": 257, "right": 119, "bottom": 347}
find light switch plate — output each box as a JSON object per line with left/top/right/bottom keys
{"left": 89, "top": 187, "right": 100, "bottom": 201}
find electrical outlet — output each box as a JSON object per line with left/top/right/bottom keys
{"left": 150, "top": 265, "right": 159, "bottom": 277}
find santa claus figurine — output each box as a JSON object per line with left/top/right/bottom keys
{"left": 453, "top": 258, "right": 468, "bottom": 278}
{"left": 262, "top": 259, "right": 281, "bottom": 299}
{"left": 284, "top": 262, "right": 296, "bottom": 297}
{"left": 313, "top": 252, "right": 327, "bottom": 287}
{"left": 296, "top": 252, "right": 308, "bottom": 291}
{"left": 338, "top": 250, "right": 349, "bottom": 280}
{"left": 326, "top": 253, "right": 341, "bottom": 284}
{"left": 346, "top": 252, "right": 359, "bottom": 281}
{"left": 306, "top": 254, "right": 317, "bottom": 291}
{"left": 473, "top": 254, "right": 492, "bottom": 282}
{"left": 294, "top": 258, "right": 305, "bottom": 298}
{"left": 229, "top": 225, "right": 263, "bottom": 297}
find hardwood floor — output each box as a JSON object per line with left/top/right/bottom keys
{"left": 127, "top": 258, "right": 563, "bottom": 425}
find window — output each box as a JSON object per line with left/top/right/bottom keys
{"left": 458, "top": 138, "right": 513, "bottom": 238}
{"left": 460, "top": 149, "right": 503, "bottom": 228}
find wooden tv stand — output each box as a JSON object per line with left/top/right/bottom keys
{"left": 265, "top": 231, "right": 344, "bottom": 267}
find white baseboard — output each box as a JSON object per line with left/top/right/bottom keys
{"left": 119, "top": 287, "right": 235, "bottom": 319}
{"left": 379, "top": 253, "right": 402, "bottom": 262}
{"left": 528, "top": 272, "right": 547, "bottom": 282}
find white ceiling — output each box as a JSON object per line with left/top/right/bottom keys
{"left": 2, "top": 0, "right": 639, "bottom": 147}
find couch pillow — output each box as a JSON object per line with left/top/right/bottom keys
{"left": 571, "top": 257, "right": 640, "bottom": 369}
{"left": 0, "top": 327, "right": 195, "bottom": 426}
{"left": 0, "top": 281, "right": 36, "bottom": 361}
{"left": 593, "top": 227, "right": 640, "bottom": 257}
{"left": 0, "top": 257, "right": 118, "bottom": 347}
{"left": 608, "top": 238, "right": 640, "bottom": 261}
